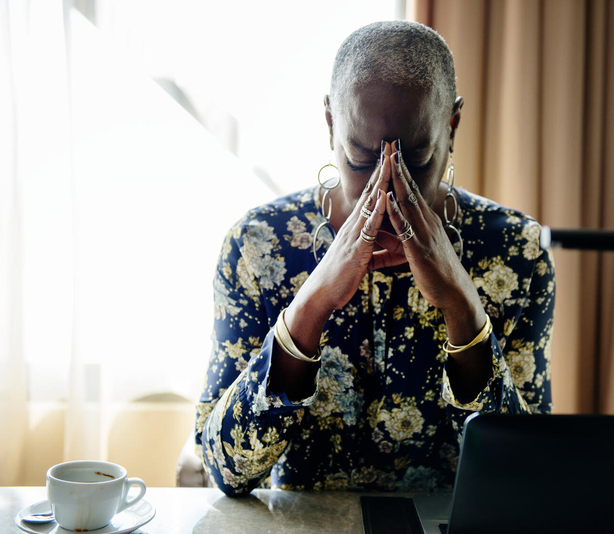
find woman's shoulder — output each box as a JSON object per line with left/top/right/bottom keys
{"left": 230, "top": 187, "right": 319, "bottom": 231}
{"left": 457, "top": 188, "right": 541, "bottom": 232}
{"left": 457, "top": 188, "right": 536, "bottom": 220}
{"left": 224, "top": 187, "right": 326, "bottom": 254}
{"left": 219, "top": 187, "right": 321, "bottom": 282}
{"left": 457, "top": 188, "right": 544, "bottom": 264}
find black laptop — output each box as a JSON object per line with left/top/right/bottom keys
{"left": 361, "top": 413, "right": 614, "bottom": 534}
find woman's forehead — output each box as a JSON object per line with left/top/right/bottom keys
{"left": 339, "top": 82, "right": 444, "bottom": 152}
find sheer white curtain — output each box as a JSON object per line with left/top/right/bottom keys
{"left": 1, "top": 1, "right": 275, "bottom": 485}
{"left": 1, "top": 0, "right": 77, "bottom": 485}
{"left": 1, "top": 0, "right": 408, "bottom": 486}
{"left": 0, "top": 0, "right": 29, "bottom": 486}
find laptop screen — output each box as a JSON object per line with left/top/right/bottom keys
{"left": 447, "top": 413, "right": 614, "bottom": 534}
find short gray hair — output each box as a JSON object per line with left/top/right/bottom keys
{"left": 329, "top": 21, "right": 456, "bottom": 118}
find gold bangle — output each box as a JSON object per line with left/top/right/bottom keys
{"left": 442, "top": 314, "right": 492, "bottom": 354}
{"left": 274, "top": 308, "right": 322, "bottom": 363}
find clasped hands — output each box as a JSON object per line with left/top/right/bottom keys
{"left": 281, "top": 140, "right": 492, "bottom": 402}
{"left": 309, "top": 140, "right": 479, "bottom": 320}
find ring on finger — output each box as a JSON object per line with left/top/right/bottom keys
{"left": 360, "top": 228, "right": 377, "bottom": 243}
{"left": 397, "top": 223, "right": 415, "bottom": 242}
{"left": 397, "top": 220, "right": 411, "bottom": 234}
{"left": 360, "top": 204, "right": 373, "bottom": 219}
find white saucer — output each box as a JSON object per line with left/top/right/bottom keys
{"left": 16, "top": 499, "right": 156, "bottom": 534}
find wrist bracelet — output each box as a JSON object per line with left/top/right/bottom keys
{"left": 274, "top": 308, "right": 322, "bottom": 363}
{"left": 442, "top": 314, "right": 492, "bottom": 354}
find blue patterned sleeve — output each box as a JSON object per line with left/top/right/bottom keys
{"left": 441, "top": 220, "right": 555, "bottom": 434}
{"left": 194, "top": 222, "right": 319, "bottom": 496}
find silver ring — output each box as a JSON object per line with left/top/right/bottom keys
{"left": 398, "top": 223, "right": 415, "bottom": 242}
{"left": 397, "top": 221, "right": 411, "bottom": 235}
{"left": 360, "top": 204, "right": 372, "bottom": 219}
{"left": 360, "top": 228, "right": 377, "bottom": 243}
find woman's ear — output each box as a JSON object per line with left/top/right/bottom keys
{"left": 324, "top": 95, "right": 334, "bottom": 151}
{"left": 449, "top": 96, "right": 464, "bottom": 153}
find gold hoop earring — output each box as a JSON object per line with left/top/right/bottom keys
{"left": 317, "top": 162, "right": 340, "bottom": 190}
{"left": 443, "top": 154, "right": 463, "bottom": 262}
{"left": 313, "top": 162, "right": 339, "bottom": 263}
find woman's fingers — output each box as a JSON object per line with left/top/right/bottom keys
{"left": 359, "top": 188, "right": 387, "bottom": 245}
{"left": 353, "top": 142, "right": 392, "bottom": 219}
{"left": 360, "top": 156, "right": 383, "bottom": 202}
{"left": 390, "top": 153, "right": 421, "bottom": 212}
{"left": 356, "top": 141, "right": 421, "bottom": 259}
{"left": 386, "top": 191, "right": 417, "bottom": 247}
{"left": 388, "top": 157, "right": 423, "bottom": 245}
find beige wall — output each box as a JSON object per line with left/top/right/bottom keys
{"left": 20, "top": 400, "right": 194, "bottom": 487}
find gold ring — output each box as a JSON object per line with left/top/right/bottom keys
{"left": 360, "top": 204, "right": 372, "bottom": 219}
{"left": 360, "top": 228, "right": 377, "bottom": 243}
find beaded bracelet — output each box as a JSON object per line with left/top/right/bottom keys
{"left": 442, "top": 314, "right": 492, "bottom": 354}
{"left": 274, "top": 308, "right": 322, "bottom": 363}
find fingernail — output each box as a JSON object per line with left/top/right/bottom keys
{"left": 394, "top": 151, "right": 400, "bottom": 164}
{"left": 381, "top": 140, "right": 385, "bottom": 154}
{"left": 396, "top": 139, "right": 402, "bottom": 154}
{"left": 377, "top": 189, "right": 381, "bottom": 200}
{"left": 381, "top": 152, "right": 385, "bottom": 166}
{"left": 388, "top": 191, "right": 396, "bottom": 202}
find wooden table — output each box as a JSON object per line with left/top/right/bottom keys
{"left": 1, "top": 486, "right": 405, "bottom": 533}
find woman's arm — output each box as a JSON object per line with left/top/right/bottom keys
{"left": 269, "top": 148, "right": 394, "bottom": 400}
{"left": 441, "top": 234, "right": 555, "bottom": 434}
{"left": 381, "top": 144, "right": 493, "bottom": 402}
{"left": 381, "top": 143, "right": 554, "bottom": 418}
{"left": 195, "top": 229, "right": 316, "bottom": 496}
{"left": 196, "top": 147, "right": 405, "bottom": 493}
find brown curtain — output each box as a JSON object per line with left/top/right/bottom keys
{"left": 414, "top": 0, "right": 614, "bottom": 414}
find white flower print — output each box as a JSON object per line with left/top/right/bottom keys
{"left": 290, "top": 232, "right": 312, "bottom": 249}
{"left": 475, "top": 260, "right": 519, "bottom": 303}
{"left": 407, "top": 286, "right": 430, "bottom": 315}
{"left": 213, "top": 275, "right": 242, "bottom": 320}
{"left": 379, "top": 405, "right": 425, "bottom": 441}
{"left": 286, "top": 216, "right": 306, "bottom": 234}
{"left": 506, "top": 343, "right": 537, "bottom": 386}
{"left": 252, "top": 254, "right": 287, "bottom": 289}
{"left": 244, "top": 220, "right": 277, "bottom": 256}
{"left": 520, "top": 221, "right": 542, "bottom": 260}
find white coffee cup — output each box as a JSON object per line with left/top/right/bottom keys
{"left": 46, "top": 460, "right": 146, "bottom": 531}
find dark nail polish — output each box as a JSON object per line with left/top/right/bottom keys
{"left": 381, "top": 140, "right": 385, "bottom": 154}
{"left": 388, "top": 191, "right": 396, "bottom": 202}
{"left": 397, "top": 139, "right": 402, "bottom": 154}
{"left": 394, "top": 151, "right": 400, "bottom": 164}
{"left": 377, "top": 189, "right": 381, "bottom": 200}
{"left": 381, "top": 152, "right": 385, "bottom": 166}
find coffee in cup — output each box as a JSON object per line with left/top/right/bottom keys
{"left": 46, "top": 460, "right": 146, "bottom": 531}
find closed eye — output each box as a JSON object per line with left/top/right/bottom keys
{"left": 408, "top": 157, "right": 433, "bottom": 171}
{"left": 346, "top": 159, "right": 376, "bottom": 172}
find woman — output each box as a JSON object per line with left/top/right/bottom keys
{"left": 195, "top": 21, "right": 554, "bottom": 495}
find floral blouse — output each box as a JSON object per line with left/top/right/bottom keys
{"left": 195, "top": 186, "right": 554, "bottom": 496}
